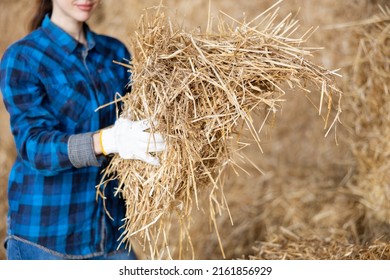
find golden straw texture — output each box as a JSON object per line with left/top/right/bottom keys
{"left": 250, "top": 235, "right": 390, "bottom": 260}
{"left": 99, "top": 4, "right": 342, "bottom": 259}
{"left": 345, "top": 6, "right": 390, "bottom": 224}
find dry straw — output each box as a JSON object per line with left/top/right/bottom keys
{"left": 99, "top": 2, "right": 342, "bottom": 259}
{"left": 250, "top": 235, "right": 390, "bottom": 260}
{"left": 344, "top": 6, "right": 390, "bottom": 225}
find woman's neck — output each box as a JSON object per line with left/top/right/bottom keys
{"left": 51, "top": 13, "right": 87, "bottom": 45}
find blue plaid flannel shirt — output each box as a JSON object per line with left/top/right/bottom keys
{"left": 0, "top": 15, "right": 131, "bottom": 258}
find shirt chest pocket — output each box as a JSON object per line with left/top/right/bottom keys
{"left": 98, "top": 63, "right": 130, "bottom": 102}
{"left": 42, "top": 70, "right": 95, "bottom": 132}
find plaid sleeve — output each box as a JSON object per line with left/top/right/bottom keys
{"left": 1, "top": 47, "right": 73, "bottom": 176}
{"left": 68, "top": 132, "right": 101, "bottom": 168}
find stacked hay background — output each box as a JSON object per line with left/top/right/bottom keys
{"left": 213, "top": 2, "right": 390, "bottom": 260}
{"left": 344, "top": 7, "right": 390, "bottom": 237}
{"left": 184, "top": 1, "right": 390, "bottom": 260}
{"left": 0, "top": 0, "right": 389, "bottom": 260}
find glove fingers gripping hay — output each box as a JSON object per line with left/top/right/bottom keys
{"left": 99, "top": 4, "right": 342, "bottom": 259}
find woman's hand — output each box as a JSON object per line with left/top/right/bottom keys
{"left": 93, "top": 118, "right": 165, "bottom": 166}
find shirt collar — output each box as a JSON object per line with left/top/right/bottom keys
{"left": 41, "top": 14, "right": 96, "bottom": 54}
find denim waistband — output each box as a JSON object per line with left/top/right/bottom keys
{"left": 5, "top": 235, "right": 135, "bottom": 260}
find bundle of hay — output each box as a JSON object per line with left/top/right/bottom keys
{"left": 100, "top": 2, "right": 341, "bottom": 259}
{"left": 344, "top": 6, "right": 390, "bottom": 226}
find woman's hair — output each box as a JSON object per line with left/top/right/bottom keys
{"left": 29, "top": 0, "right": 53, "bottom": 32}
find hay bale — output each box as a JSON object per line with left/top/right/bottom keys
{"left": 344, "top": 7, "right": 390, "bottom": 225}
{"left": 187, "top": 154, "right": 364, "bottom": 260}
{"left": 100, "top": 3, "right": 341, "bottom": 259}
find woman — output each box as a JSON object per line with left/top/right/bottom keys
{"left": 0, "top": 0, "right": 165, "bottom": 260}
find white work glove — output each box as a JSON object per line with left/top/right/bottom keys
{"left": 100, "top": 117, "right": 165, "bottom": 166}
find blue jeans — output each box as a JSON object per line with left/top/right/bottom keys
{"left": 6, "top": 237, "right": 137, "bottom": 260}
